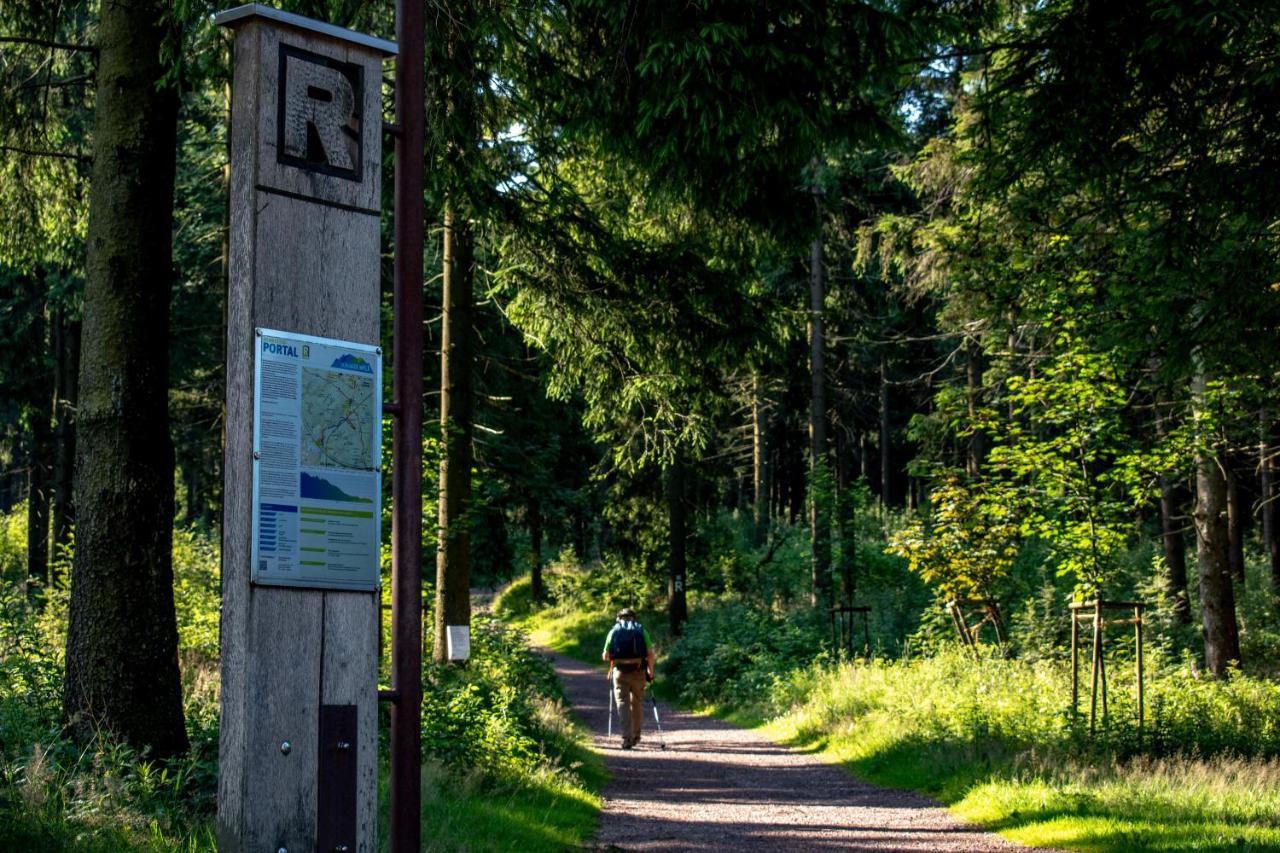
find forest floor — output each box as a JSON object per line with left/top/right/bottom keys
{"left": 548, "top": 651, "right": 1050, "bottom": 852}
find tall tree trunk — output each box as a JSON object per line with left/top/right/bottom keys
{"left": 1226, "top": 459, "right": 1246, "bottom": 585}
{"left": 529, "top": 496, "right": 544, "bottom": 603}
{"left": 1191, "top": 369, "right": 1242, "bottom": 675}
{"left": 1262, "top": 408, "right": 1280, "bottom": 597}
{"left": 808, "top": 231, "right": 831, "bottom": 608}
{"left": 835, "top": 429, "right": 855, "bottom": 607}
{"left": 434, "top": 203, "right": 475, "bottom": 662}
{"left": 1159, "top": 474, "right": 1192, "bottom": 623}
{"left": 63, "top": 0, "right": 187, "bottom": 757}
{"left": 27, "top": 291, "right": 52, "bottom": 597}
{"left": 667, "top": 454, "right": 688, "bottom": 636}
{"left": 965, "top": 338, "right": 986, "bottom": 476}
{"left": 1155, "top": 407, "right": 1191, "bottom": 623}
{"left": 51, "top": 307, "right": 79, "bottom": 564}
{"left": 789, "top": 436, "right": 804, "bottom": 524}
{"left": 752, "top": 373, "right": 767, "bottom": 546}
{"left": 879, "top": 356, "right": 891, "bottom": 507}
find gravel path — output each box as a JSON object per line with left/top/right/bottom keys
{"left": 548, "top": 652, "right": 1046, "bottom": 852}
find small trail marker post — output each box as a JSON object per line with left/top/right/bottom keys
{"left": 945, "top": 598, "right": 1009, "bottom": 657}
{"left": 215, "top": 6, "right": 395, "bottom": 851}
{"left": 1069, "top": 599, "right": 1146, "bottom": 736}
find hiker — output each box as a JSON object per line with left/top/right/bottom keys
{"left": 602, "top": 607, "right": 655, "bottom": 749}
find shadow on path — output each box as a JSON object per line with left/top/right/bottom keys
{"left": 547, "top": 652, "right": 1051, "bottom": 852}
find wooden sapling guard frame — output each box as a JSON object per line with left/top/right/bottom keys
{"left": 945, "top": 598, "right": 1008, "bottom": 656}
{"left": 1070, "top": 599, "right": 1145, "bottom": 736}
{"left": 829, "top": 604, "right": 871, "bottom": 659}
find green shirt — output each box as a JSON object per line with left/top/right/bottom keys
{"left": 602, "top": 621, "right": 652, "bottom": 658}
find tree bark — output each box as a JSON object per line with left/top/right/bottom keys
{"left": 1262, "top": 408, "right": 1280, "bottom": 597}
{"left": 63, "top": 0, "right": 187, "bottom": 757}
{"left": 752, "top": 373, "right": 767, "bottom": 546}
{"left": 529, "top": 496, "right": 544, "bottom": 603}
{"left": 1159, "top": 473, "right": 1192, "bottom": 623}
{"left": 1155, "top": 407, "right": 1191, "bottom": 623}
{"left": 51, "top": 306, "right": 79, "bottom": 563}
{"left": 879, "top": 356, "right": 891, "bottom": 507}
{"left": 667, "top": 454, "right": 688, "bottom": 636}
{"left": 26, "top": 292, "right": 52, "bottom": 597}
{"left": 434, "top": 203, "right": 475, "bottom": 662}
{"left": 1226, "top": 459, "right": 1246, "bottom": 586}
{"left": 808, "top": 231, "right": 832, "bottom": 608}
{"left": 1191, "top": 369, "right": 1242, "bottom": 675}
{"left": 965, "top": 338, "right": 987, "bottom": 476}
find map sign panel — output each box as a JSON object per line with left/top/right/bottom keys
{"left": 251, "top": 328, "right": 381, "bottom": 591}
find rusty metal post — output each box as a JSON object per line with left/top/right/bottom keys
{"left": 389, "top": 0, "right": 424, "bottom": 849}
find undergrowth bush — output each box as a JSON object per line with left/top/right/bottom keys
{"left": 0, "top": 523, "right": 222, "bottom": 850}
{"left": 420, "top": 616, "right": 583, "bottom": 785}
{"left": 664, "top": 602, "right": 827, "bottom": 711}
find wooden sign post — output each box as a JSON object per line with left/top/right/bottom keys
{"left": 215, "top": 6, "right": 395, "bottom": 851}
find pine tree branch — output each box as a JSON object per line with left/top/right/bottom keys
{"left": 0, "top": 35, "right": 96, "bottom": 54}
{"left": 0, "top": 144, "right": 90, "bottom": 164}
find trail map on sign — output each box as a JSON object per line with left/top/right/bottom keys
{"left": 301, "top": 368, "right": 376, "bottom": 469}
{"left": 252, "top": 329, "right": 381, "bottom": 591}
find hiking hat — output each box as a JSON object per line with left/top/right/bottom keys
{"left": 617, "top": 607, "right": 636, "bottom": 619}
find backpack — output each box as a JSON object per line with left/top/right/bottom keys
{"left": 608, "top": 619, "right": 647, "bottom": 660}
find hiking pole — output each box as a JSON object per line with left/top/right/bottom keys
{"left": 606, "top": 661, "right": 615, "bottom": 740}
{"left": 607, "top": 684, "right": 614, "bottom": 739}
{"left": 649, "top": 693, "right": 667, "bottom": 750}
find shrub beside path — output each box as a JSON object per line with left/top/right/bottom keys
{"left": 548, "top": 652, "right": 1051, "bottom": 852}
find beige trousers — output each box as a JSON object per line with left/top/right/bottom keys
{"left": 612, "top": 667, "right": 647, "bottom": 741}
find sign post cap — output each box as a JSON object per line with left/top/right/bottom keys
{"left": 213, "top": 3, "right": 397, "bottom": 56}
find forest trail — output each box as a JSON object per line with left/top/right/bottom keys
{"left": 548, "top": 652, "right": 1048, "bottom": 852}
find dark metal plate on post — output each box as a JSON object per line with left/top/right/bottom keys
{"left": 318, "top": 704, "right": 357, "bottom": 852}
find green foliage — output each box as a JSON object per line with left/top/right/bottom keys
{"left": 420, "top": 617, "right": 566, "bottom": 779}
{"left": 171, "top": 527, "right": 220, "bottom": 665}
{"left": 663, "top": 602, "right": 827, "bottom": 712}
{"left": 761, "top": 652, "right": 1280, "bottom": 851}
{"left": 0, "top": 520, "right": 220, "bottom": 850}
{"left": 493, "top": 575, "right": 536, "bottom": 620}
{"left": 415, "top": 615, "right": 605, "bottom": 850}
{"left": 542, "top": 550, "right": 666, "bottom": 618}
{"left": 889, "top": 475, "right": 1021, "bottom": 600}
{"left": 0, "top": 501, "right": 26, "bottom": 584}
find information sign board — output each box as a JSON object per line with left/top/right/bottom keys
{"left": 252, "top": 327, "right": 381, "bottom": 590}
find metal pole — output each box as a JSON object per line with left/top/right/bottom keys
{"left": 389, "top": 0, "right": 424, "bottom": 849}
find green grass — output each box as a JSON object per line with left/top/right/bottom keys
{"left": 0, "top": 528, "right": 607, "bottom": 853}
{"left": 527, "top": 591, "right": 1280, "bottom": 853}
{"left": 755, "top": 657, "right": 1280, "bottom": 852}
{"left": 404, "top": 732, "right": 606, "bottom": 852}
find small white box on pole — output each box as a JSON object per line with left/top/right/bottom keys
{"left": 446, "top": 625, "right": 471, "bottom": 661}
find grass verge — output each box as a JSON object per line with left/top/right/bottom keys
{"left": 526, "top": 597, "right": 1280, "bottom": 852}
{"left": 389, "top": 703, "right": 607, "bottom": 852}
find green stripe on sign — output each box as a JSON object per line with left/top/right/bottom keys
{"left": 300, "top": 507, "right": 373, "bottom": 518}
{"left": 302, "top": 528, "right": 326, "bottom": 534}
{"left": 300, "top": 560, "right": 325, "bottom": 566}
{"left": 301, "top": 547, "right": 325, "bottom": 553}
